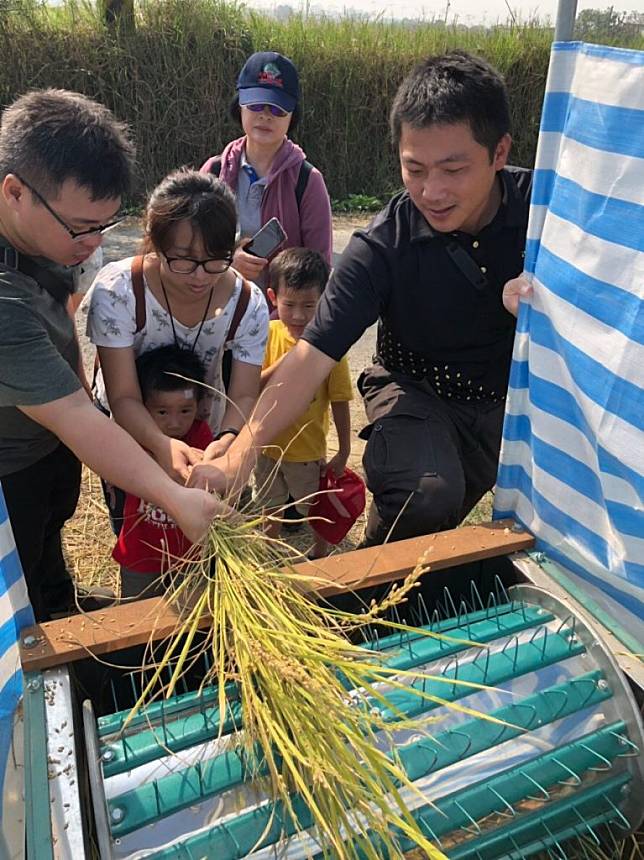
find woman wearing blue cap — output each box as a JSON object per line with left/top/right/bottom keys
{"left": 201, "top": 51, "right": 332, "bottom": 294}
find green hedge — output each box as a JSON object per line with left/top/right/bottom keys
{"left": 0, "top": 0, "right": 625, "bottom": 202}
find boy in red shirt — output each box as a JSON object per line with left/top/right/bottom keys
{"left": 113, "top": 346, "right": 213, "bottom": 598}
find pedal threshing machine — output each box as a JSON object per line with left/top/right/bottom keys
{"left": 1, "top": 0, "right": 643, "bottom": 857}
{"left": 11, "top": 524, "right": 644, "bottom": 858}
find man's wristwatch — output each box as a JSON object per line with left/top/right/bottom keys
{"left": 213, "top": 427, "right": 240, "bottom": 442}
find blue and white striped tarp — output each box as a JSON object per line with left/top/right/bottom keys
{"left": 0, "top": 484, "right": 33, "bottom": 858}
{"left": 495, "top": 42, "right": 644, "bottom": 641}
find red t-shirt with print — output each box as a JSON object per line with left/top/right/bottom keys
{"left": 112, "top": 420, "right": 213, "bottom": 574}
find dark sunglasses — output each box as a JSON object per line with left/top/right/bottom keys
{"left": 163, "top": 252, "right": 234, "bottom": 275}
{"left": 245, "top": 102, "right": 289, "bottom": 119}
{"left": 16, "top": 174, "right": 123, "bottom": 240}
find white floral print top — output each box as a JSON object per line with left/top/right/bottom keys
{"left": 82, "top": 257, "right": 268, "bottom": 432}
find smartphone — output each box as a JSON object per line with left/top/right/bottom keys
{"left": 244, "top": 217, "right": 287, "bottom": 259}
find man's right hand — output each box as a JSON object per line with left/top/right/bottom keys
{"left": 233, "top": 239, "right": 268, "bottom": 282}
{"left": 22, "top": 390, "right": 234, "bottom": 545}
{"left": 157, "top": 437, "right": 203, "bottom": 483}
{"left": 169, "top": 486, "right": 235, "bottom": 545}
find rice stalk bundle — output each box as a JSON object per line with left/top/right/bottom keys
{"left": 129, "top": 516, "right": 468, "bottom": 859}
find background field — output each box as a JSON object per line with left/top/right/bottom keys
{"left": 0, "top": 0, "right": 639, "bottom": 205}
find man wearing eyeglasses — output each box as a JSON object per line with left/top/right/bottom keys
{"left": 0, "top": 89, "right": 226, "bottom": 621}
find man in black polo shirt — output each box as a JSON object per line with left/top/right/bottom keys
{"left": 190, "top": 52, "right": 532, "bottom": 546}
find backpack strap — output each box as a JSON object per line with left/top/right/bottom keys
{"left": 207, "top": 156, "right": 222, "bottom": 178}
{"left": 92, "top": 254, "right": 146, "bottom": 391}
{"left": 131, "top": 254, "right": 146, "bottom": 333}
{"left": 225, "top": 278, "right": 252, "bottom": 345}
{"left": 294, "top": 159, "right": 313, "bottom": 212}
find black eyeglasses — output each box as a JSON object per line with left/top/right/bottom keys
{"left": 17, "top": 174, "right": 124, "bottom": 240}
{"left": 163, "top": 253, "right": 234, "bottom": 275}
{"left": 245, "top": 103, "right": 290, "bottom": 119}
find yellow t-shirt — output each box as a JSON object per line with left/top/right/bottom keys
{"left": 262, "top": 320, "right": 353, "bottom": 462}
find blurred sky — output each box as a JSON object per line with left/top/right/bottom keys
{"left": 249, "top": 0, "right": 644, "bottom": 25}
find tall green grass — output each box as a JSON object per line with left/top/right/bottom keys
{"left": 250, "top": 12, "right": 552, "bottom": 197}
{"left": 0, "top": 0, "right": 640, "bottom": 201}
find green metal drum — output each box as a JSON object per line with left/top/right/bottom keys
{"left": 26, "top": 581, "right": 644, "bottom": 858}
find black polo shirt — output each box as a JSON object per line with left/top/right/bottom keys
{"left": 303, "top": 166, "right": 532, "bottom": 403}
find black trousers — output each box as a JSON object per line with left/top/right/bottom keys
{"left": 1, "top": 443, "right": 81, "bottom": 622}
{"left": 358, "top": 365, "right": 504, "bottom": 547}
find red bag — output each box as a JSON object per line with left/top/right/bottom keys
{"left": 309, "top": 467, "right": 366, "bottom": 545}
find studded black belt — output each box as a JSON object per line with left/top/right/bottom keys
{"left": 377, "top": 327, "right": 504, "bottom": 404}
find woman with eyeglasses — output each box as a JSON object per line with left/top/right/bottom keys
{"left": 82, "top": 169, "right": 268, "bottom": 531}
{"left": 200, "top": 51, "right": 332, "bottom": 292}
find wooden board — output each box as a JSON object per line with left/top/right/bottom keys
{"left": 19, "top": 519, "right": 533, "bottom": 672}
{"left": 301, "top": 519, "right": 532, "bottom": 595}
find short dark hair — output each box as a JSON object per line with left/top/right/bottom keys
{"left": 136, "top": 345, "right": 207, "bottom": 403}
{"left": 229, "top": 95, "right": 301, "bottom": 132}
{"left": 0, "top": 89, "right": 134, "bottom": 200}
{"left": 269, "top": 247, "right": 330, "bottom": 294}
{"left": 390, "top": 52, "right": 511, "bottom": 159}
{"left": 142, "top": 169, "right": 237, "bottom": 258}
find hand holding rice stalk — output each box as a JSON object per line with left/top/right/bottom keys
{"left": 124, "top": 380, "right": 476, "bottom": 856}
{"left": 129, "top": 509, "right": 480, "bottom": 858}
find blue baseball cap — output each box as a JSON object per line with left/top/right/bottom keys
{"left": 237, "top": 52, "right": 299, "bottom": 114}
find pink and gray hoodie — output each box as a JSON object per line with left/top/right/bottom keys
{"left": 201, "top": 136, "right": 333, "bottom": 265}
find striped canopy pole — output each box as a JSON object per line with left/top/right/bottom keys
{"left": 0, "top": 485, "right": 34, "bottom": 858}
{"left": 494, "top": 41, "right": 644, "bottom": 644}
{"left": 554, "top": 0, "right": 577, "bottom": 41}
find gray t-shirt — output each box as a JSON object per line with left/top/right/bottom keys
{"left": 0, "top": 245, "right": 81, "bottom": 477}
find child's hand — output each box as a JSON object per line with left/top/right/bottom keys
{"left": 326, "top": 452, "right": 349, "bottom": 479}
{"left": 158, "top": 437, "right": 203, "bottom": 483}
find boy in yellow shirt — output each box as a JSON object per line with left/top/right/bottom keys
{"left": 255, "top": 248, "right": 353, "bottom": 558}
